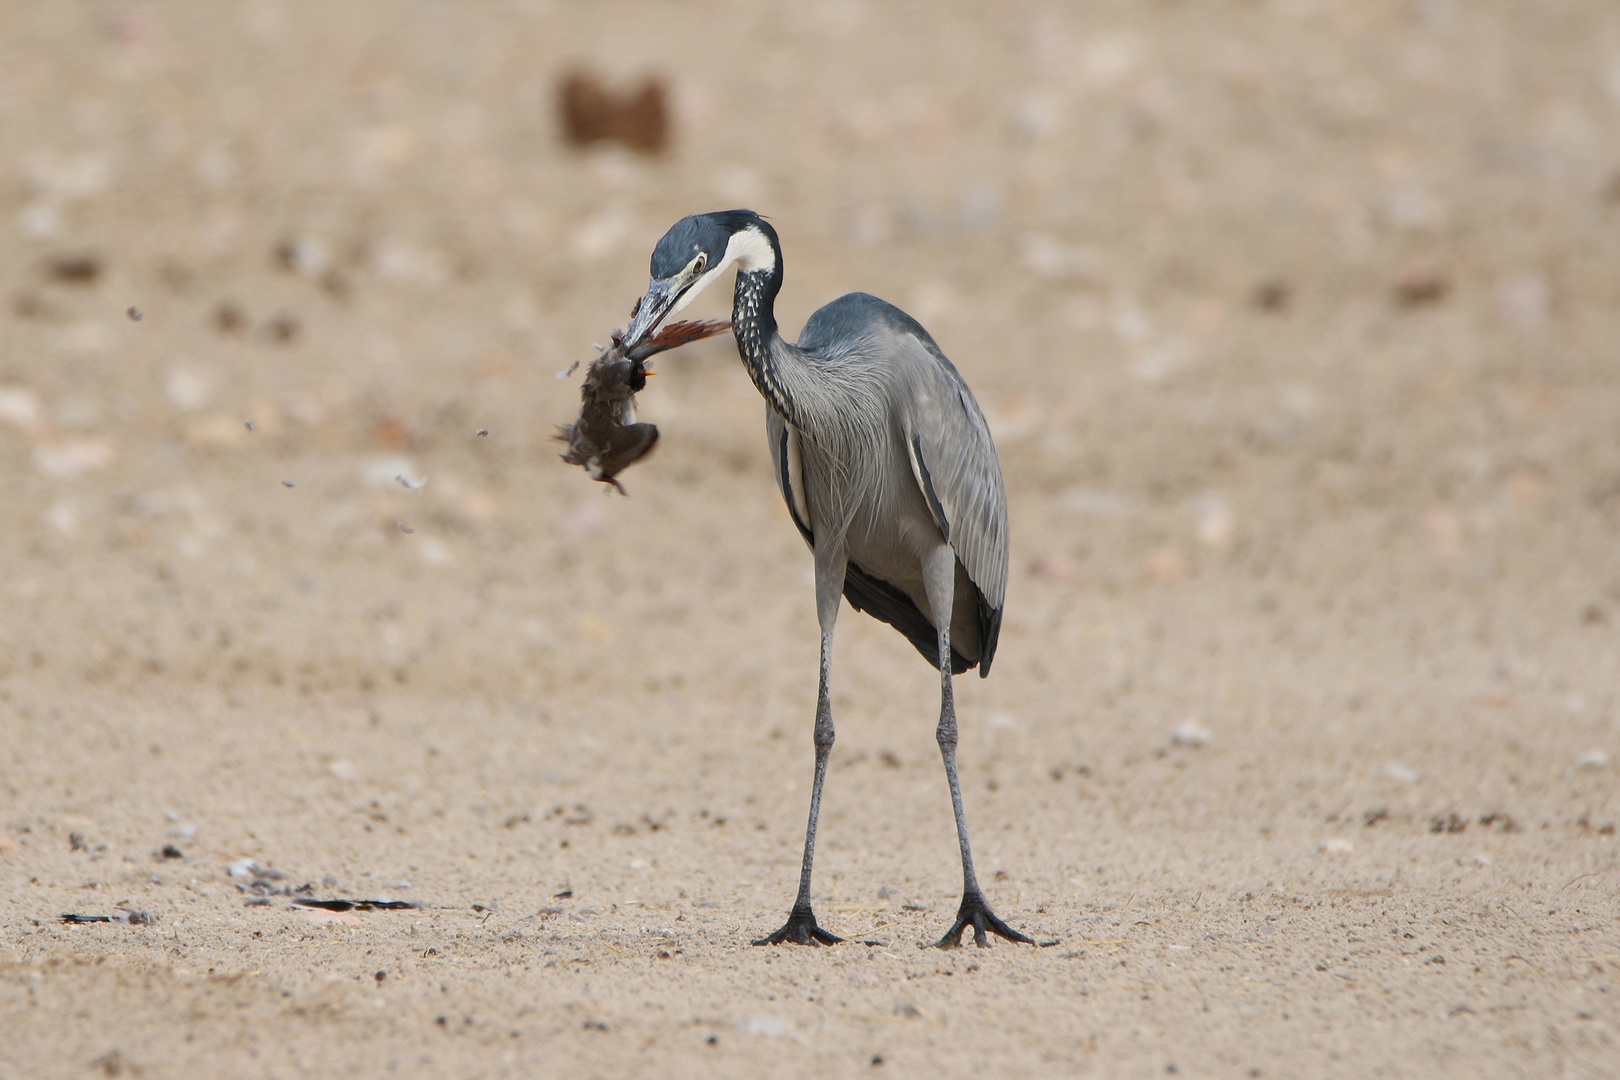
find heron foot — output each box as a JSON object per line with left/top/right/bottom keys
{"left": 753, "top": 907, "right": 843, "bottom": 947}
{"left": 933, "top": 890, "right": 1036, "bottom": 949}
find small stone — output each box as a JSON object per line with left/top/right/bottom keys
{"left": 739, "top": 1015, "right": 791, "bottom": 1037}
{"left": 1170, "top": 720, "right": 1210, "bottom": 747}
{"left": 264, "top": 313, "right": 300, "bottom": 344}
{"left": 46, "top": 252, "right": 102, "bottom": 284}
{"left": 1146, "top": 546, "right": 1185, "bottom": 582}
{"left": 1573, "top": 750, "right": 1611, "bottom": 771}
{"left": 275, "top": 236, "right": 331, "bottom": 277}
{"left": 1251, "top": 279, "right": 1289, "bottom": 312}
{"left": 1381, "top": 763, "right": 1421, "bottom": 784}
{"left": 1394, "top": 263, "right": 1449, "bottom": 306}
{"left": 214, "top": 301, "right": 248, "bottom": 335}
{"left": 1429, "top": 812, "right": 1468, "bottom": 834}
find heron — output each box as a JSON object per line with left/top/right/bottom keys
{"left": 622, "top": 210, "right": 1033, "bottom": 949}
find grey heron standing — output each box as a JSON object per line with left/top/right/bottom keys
{"left": 623, "top": 210, "right": 1033, "bottom": 949}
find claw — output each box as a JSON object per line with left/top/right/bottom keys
{"left": 753, "top": 907, "right": 843, "bottom": 947}
{"left": 933, "top": 891, "right": 1036, "bottom": 949}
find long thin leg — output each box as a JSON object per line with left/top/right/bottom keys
{"left": 753, "top": 629, "right": 842, "bottom": 946}
{"left": 931, "top": 618, "right": 1034, "bottom": 949}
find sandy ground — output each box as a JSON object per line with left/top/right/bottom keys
{"left": 2, "top": 1, "right": 1620, "bottom": 1077}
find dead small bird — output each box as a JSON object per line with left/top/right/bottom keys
{"left": 557, "top": 319, "right": 730, "bottom": 494}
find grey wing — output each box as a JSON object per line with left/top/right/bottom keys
{"left": 771, "top": 397, "right": 979, "bottom": 675}
{"left": 891, "top": 332, "right": 1009, "bottom": 672}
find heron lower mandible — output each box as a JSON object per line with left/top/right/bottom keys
{"left": 623, "top": 210, "right": 1034, "bottom": 949}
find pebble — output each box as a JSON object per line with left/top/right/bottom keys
{"left": 738, "top": 1015, "right": 792, "bottom": 1039}
{"left": 275, "top": 236, "right": 331, "bottom": 277}
{"left": 35, "top": 440, "right": 114, "bottom": 479}
{"left": 227, "top": 857, "right": 280, "bottom": 879}
{"left": 0, "top": 387, "right": 43, "bottom": 432}
{"left": 1394, "top": 263, "right": 1449, "bottom": 306}
{"left": 1170, "top": 721, "right": 1210, "bottom": 747}
{"left": 1573, "top": 750, "right": 1611, "bottom": 771}
{"left": 46, "top": 251, "right": 102, "bottom": 284}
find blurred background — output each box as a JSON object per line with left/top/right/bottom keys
{"left": 3, "top": 3, "right": 1619, "bottom": 1073}
{"left": 4, "top": 0, "right": 1618, "bottom": 709}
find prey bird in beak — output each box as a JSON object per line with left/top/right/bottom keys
{"left": 557, "top": 319, "right": 730, "bottom": 494}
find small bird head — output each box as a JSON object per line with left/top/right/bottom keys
{"left": 627, "top": 359, "right": 651, "bottom": 393}
{"left": 624, "top": 210, "right": 777, "bottom": 349}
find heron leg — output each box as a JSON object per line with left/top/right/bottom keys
{"left": 757, "top": 543, "right": 855, "bottom": 946}
{"left": 924, "top": 564, "right": 1034, "bottom": 949}
{"left": 754, "top": 629, "right": 842, "bottom": 946}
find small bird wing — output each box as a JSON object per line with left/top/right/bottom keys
{"left": 891, "top": 332, "right": 1009, "bottom": 614}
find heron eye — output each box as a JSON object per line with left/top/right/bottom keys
{"left": 692, "top": 254, "right": 707, "bottom": 274}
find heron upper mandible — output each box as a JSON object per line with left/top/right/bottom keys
{"left": 623, "top": 210, "right": 1033, "bottom": 949}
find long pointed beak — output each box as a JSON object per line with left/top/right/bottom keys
{"left": 624, "top": 276, "right": 683, "bottom": 351}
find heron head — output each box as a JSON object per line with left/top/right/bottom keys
{"left": 624, "top": 210, "right": 777, "bottom": 348}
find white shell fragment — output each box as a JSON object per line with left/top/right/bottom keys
{"left": 1381, "top": 763, "right": 1421, "bottom": 784}
{"left": 1170, "top": 720, "right": 1210, "bottom": 747}
{"left": 1573, "top": 750, "right": 1611, "bottom": 771}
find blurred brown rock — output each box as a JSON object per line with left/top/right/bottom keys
{"left": 1394, "top": 263, "right": 1450, "bottom": 307}
{"left": 374, "top": 415, "right": 413, "bottom": 448}
{"left": 44, "top": 252, "right": 102, "bottom": 285}
{"left": 264, "top": 312, "right": 301, "bottom": 344}
{"left": 1251, "top": 278, "right": 1290, "bottom": 312}
{"left": 558, "top": 71, "right": 669, "bottom": 154}
{"left": 214, "top": 301, "right": 249, "bottom": 335}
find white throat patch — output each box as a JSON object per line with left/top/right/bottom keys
{"left": 723, "top": 225, "right": 776, "bottom": 276}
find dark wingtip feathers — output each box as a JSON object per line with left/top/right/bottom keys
{"left": 842, "top": 562, "right": 975, "bottom": 675}
{"left": 977, "top": 598, "right": 1002, "bottom": 679}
